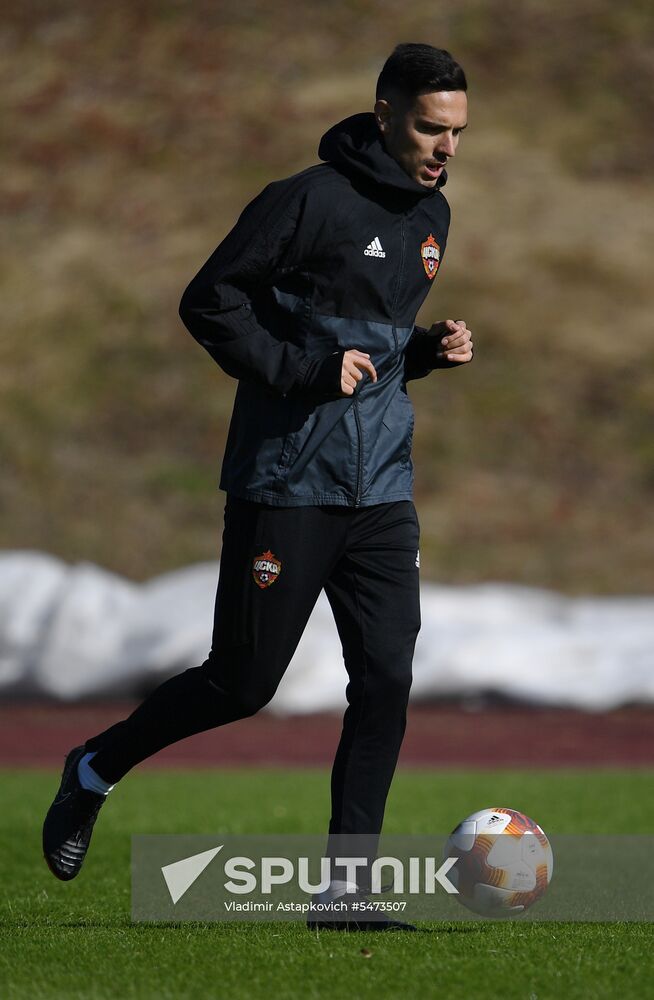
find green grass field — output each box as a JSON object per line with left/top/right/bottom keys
{"left": 1, "top": 767, "right": 652, "bottom": 999}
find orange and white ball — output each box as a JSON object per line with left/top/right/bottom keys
{"left": 444, "top": 807, "right": 554, "bottom": 917}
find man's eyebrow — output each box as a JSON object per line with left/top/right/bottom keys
{"left": 417, "top": 119, "right": 468, "bottom": 130}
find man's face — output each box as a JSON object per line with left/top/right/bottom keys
{"left": 374, "top": 90, "right": 468, "bottom": 188}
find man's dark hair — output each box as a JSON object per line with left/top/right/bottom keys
{"left": 376, "top": 43, "right": 467, "bottom": 102}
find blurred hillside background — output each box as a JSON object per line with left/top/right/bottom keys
{"left": 2, "top": 0, "right": 652, "bottom": 592}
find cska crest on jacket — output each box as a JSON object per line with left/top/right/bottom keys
{"left": 420, "top": 234, "right": 441, "bottom": 280}
{"left": 252, "top": 550, "right": 282, "bottom": 588}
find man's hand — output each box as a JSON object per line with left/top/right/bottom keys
{"left": 433, "top": 319, "right": 474, "bottom": 364}
{"left": 341, "top": 349, "right": 378, "bottom": 395}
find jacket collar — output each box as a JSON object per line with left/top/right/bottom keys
{"left": 318, "top": 112, "right": 447, "bottom": 197}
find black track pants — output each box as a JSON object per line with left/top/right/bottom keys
{"left": 85, "top": 496, "right": 421, "bottom": 839}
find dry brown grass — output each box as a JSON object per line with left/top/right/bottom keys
{"left": 1, "top": 1, "right": 653, "bottom": 591}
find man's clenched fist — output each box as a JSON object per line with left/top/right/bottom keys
{"left": 434, "top": 319, "right": 474, "bottom": 364}
{"left": 341, "top": 349, "right": 378, "bottom": 396}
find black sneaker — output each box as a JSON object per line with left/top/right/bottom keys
{"left": 42, "top": 745, "right": 107, "bottom": 881}
{"left": 306, "top": 889, "right": 417, "bottom": 932}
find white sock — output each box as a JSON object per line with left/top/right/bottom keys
{"left": 77, "top": 752, "right": 115, "bottom": 795}
{"left": 313, "top": 880, "right": 359, "bottom": 904}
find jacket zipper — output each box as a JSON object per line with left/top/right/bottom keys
{"left": 390, "top": 216, "right": 406, "bottom": 353}
{"left": 353, "top": 396, "right": 364, "bottom": 507}
{"left": 352, "top": 215, "right": 407, "bottom": 507}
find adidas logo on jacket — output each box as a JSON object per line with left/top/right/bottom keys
{"left": 364, "top": 237, "right": 386, "bottom": 258}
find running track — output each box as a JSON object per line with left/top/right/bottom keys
{"left": 1, "top": 703, "right": 652, "bottom": 767}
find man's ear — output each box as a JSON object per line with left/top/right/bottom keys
{"left": 374, "top": 98, "right": 392, "bottom": 134}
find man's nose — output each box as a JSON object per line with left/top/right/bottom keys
{"left": 436, "top": 132, "right": 456, "bottom": 158}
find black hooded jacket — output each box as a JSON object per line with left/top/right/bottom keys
{"left": 179, "top": 112, "right": 452, "bottom": 507}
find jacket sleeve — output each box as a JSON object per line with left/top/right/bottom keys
{"left": 403, "top": 324, "right": 462, "bottom": 382}
{"left": 179, "top": 181, "right": 343, "bottom": 397}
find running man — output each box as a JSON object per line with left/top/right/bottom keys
{"left": 43, "top": 43, "right": 473, "bottom": 931}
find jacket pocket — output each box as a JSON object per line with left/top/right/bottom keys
{"left": 274, "top": 399, "right": 320, "bottom": 479}
{"left": 382, "top": 388, "right": 414, "bottom": 468}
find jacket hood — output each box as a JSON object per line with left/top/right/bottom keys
{"left": 318, "top": 112, "right": 447, "bottom": 197}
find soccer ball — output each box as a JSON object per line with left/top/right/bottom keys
{"left": 444, "top": 807, "right": 553, "bottom": 917}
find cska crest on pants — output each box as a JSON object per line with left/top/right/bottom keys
{"left": 252, "top": 549, "right": 282, "bottom": 588}
{"left": 420, "top": 234, "right": 441, "bottom": 279}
